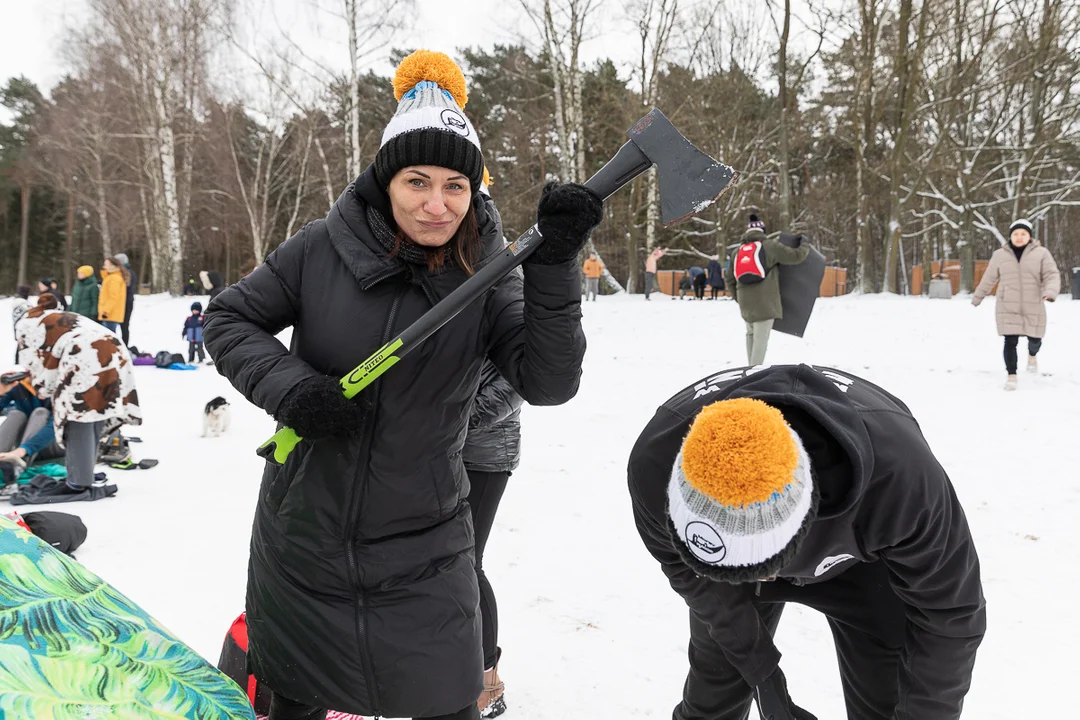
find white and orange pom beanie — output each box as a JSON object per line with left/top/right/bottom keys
{"left": 373, "top": 50, "right": 485, "bottom": 194}
{"left": 667, "top": 398, "right": 818, "bottom": 583}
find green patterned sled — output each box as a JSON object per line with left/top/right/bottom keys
{"left": 0, "top": 516, "right": 256, "bottom": 720}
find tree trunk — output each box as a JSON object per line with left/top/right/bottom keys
{"left": 65, "top": 193, "right": 75, "bottom": 294}
{"left": 17, "top": 182, "right": 30, "bottom": 288}
{"left": 644, "top": 167, "right": 659, "bottom": 252}
{"left": 777, "top": 0, "right": 793, "bottom": 228}
{"left": 347, "top": 0, "right": 362, "bottom": 180}
{"left": 94, "top": 152, "right": 113, "bottom": 257}
{"left": 315, "top": 137, "right": 336, "bottom": 209}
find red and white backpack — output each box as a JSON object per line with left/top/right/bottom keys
{"left": 733, "top": 241, "right": 767, "bottom": 285}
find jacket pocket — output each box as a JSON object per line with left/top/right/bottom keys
{"left": 263, "top": 439, "right": 310, "bottom": 516}
{"left": 429, "top": 451, "right": 465, "bottom": 518}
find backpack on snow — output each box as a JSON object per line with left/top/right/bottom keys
{"left": 154, "top": 351, "right": 185, "bottom": 368}
{"left": 733, "top": 241, "right": 768, "bottom": 285}
{"left": 99, "top": 430, "right": 132, "bottom": 465}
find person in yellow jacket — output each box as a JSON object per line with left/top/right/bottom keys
{"left": 582, "top": 251, "right": 603, "bottom": 301}
{"left": 98, "top": 257, "right": 129, "bottom": 334}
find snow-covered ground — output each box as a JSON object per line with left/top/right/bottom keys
{"left": 2, "top": 290, "right": 1077, "bottom": 719}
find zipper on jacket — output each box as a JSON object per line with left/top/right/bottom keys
{"left": 343, "top": 285, "right": 404, "bottom": 716}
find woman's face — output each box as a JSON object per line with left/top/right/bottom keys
{"left": 103, "top": 259, "right": 117, "bottom": 272}
{"left": 387, "top": 166, "right": 471, "bottom": 248}
{"left": 1010, "top": 229, "right": 1031, "bottom": 247}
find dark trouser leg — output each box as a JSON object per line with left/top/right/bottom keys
{"left": 419, "top": 703, "right": 482, "bottom": 720}
{"left": 465, "top": 469, "right": 510, "bottom": 670}
{"left": 645, "top": 272, "right": 655, "bottom": 299}
{"left": 0, "top": 410, "right": 29, "bottom": 453}
{"left": 121, "top": 307, "right": 131, "bottom": 345}
{"left": 675, "top": 603, "right": 784, "bottom": 720}
{"left": 764, "top": 562, "right": 907, "bottom": 720}
{"left": 268, "top": 692, "right": 327, "bottom": 720}
{"left": 63, "top": 421, "right": 104, "bottom": 488}
{"left": 1003, "top": 335, "right": 1019, "bottom": 374}
{"left": 188, "top": 341, "right": 196, "bottom": 363}
{"left": 1028, "top": 337, "right": 1042, "bottom": 356}
{"left": 197, "top": 342, "right": 206, "bottom": 362}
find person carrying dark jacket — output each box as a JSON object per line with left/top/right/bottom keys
{"left": 69, "top": 265, "right": 100, "bottom": 320}
{"left": 183, "top": 302, "right": 206, "bottom": 363}
{"left": 204, "top": 50, "right": 597, "bottom": 720}
{"left": 462, "top": 359, "right": 523, "bottom": 719}
{"left": 114, "top": 253, "right": 137, "bottom": 346}
{"left": 627, "top": 364, "right": 985, "bottom": 720}
{"left": 724, "top": 215, "right": 810, "bottom": 365}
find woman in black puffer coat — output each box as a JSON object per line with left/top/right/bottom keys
{"left": 203, "top": 52, "right": 599, "bottom": 720}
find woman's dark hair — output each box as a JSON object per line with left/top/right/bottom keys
{"left": 16, "top": 285, "right": 31, "bottom": 300}
{"left": 389, "top": 202, "right": 482, "bottom": 275}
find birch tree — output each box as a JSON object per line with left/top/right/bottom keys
{"left": 88, "top": 0, "right": 222, "bottom": 293}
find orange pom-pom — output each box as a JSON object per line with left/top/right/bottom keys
{"left": 680, "top": 398, "right": 799, "bottom": 507}
{"left": 483, "top": 167, "right": 492, "bottom": 188}
{"left": 393, "top": 50, "right": 468, "bottom": 108}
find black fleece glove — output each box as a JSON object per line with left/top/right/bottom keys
{"left": 755, "top": 668, "right": 817, "bottom": 720}
{"left": 276, "top": 376, "right": 366, "bottom": 440}
{"left": 528, "top": 181, "right": 604, "bottom": 265}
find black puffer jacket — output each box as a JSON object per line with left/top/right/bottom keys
{"left": 628, "top": 365, "right": 985, "bottom": 719}
{"left": 462, "top": 360, "right": 523, "bottom": 473}
{"left": 203, "top": 167, "right": 585, "bottom": 718}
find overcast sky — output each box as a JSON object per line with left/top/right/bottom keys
{"left": 0, "top": 0, "right": 647, "bottom": 102}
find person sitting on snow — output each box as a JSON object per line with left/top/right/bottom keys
{"left": 627, "top": 364, "right": 985, "bottom": 720}
{"left": 0, "top": 368, "right": 59, "bottom": 495}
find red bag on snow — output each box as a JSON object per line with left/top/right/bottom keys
{"left": 733, "top": 241, "right": 767, "bottom": 285}
{"left": 217, "top": 613, "right": 367, "bottom": 720}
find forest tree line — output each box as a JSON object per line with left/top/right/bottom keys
{"left": 1, "top": 0, "right": 1077, "bottom": 296}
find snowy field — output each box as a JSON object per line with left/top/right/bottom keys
{"left": 2, "top": 289, "right": 1078, "bottom": 719}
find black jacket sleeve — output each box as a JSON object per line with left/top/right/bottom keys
{"left": 469, "top": 367, "right": 524, "bottom": 430}
{"left": 865, "top": 430, "right": 986, "bottom": 720}
{"left": 484, "top": 259, "right": 585, "bottom": 406}
{"left": 203, "top": 225, "right": 323, "bottom": 417}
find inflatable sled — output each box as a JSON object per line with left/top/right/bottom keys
{"left": 775, "top": 233, "right": 827, "bottom": 338}
{"left": 218, "top": 613, "right": 367, "bottom": 720}
{"left": 0, "top": 515, "right": 255, "bottom": 720}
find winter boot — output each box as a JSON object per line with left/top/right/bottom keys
{"left": 1004, "top": 375, "right": 1018, "bottom": 391}
{"left": 1027, "top": 356, "right": 1038, "bottom": 374}
{"left": 478, "top": 663, "right": 506, "bottom": 718}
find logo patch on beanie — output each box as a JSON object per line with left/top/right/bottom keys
{"left": 685, "top": 521, "right": 727, "bottom": 564}
{"left": 440, "top": 109, "right": 470, "bottom": 137}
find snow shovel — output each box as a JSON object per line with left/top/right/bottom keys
{"left": 258, "top": 108, "right": 739, "bottom": 464}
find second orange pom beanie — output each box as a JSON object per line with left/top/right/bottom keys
{"left": 667, "top": 397, "right": 817, "bottom": 583}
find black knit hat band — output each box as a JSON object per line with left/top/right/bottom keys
{"left": 374, "top": 128, "right": 485, "bottom": 194}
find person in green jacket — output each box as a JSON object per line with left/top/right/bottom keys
{"left": 69, "top": 265, "right": 100, "bottom": 321}
{"left": 724, "top": 215, "right": 809, "bottom": 366}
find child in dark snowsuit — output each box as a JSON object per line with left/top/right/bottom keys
{"left": 183, "top": 303, "right": 206, "bottom": 363}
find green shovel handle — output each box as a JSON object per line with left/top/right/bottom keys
{"left": 256, "top": 339, "right": 404, "bottom": 465}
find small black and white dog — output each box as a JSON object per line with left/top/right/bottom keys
{"left": 202, "top": 396, "right": 231, "bottom": 438}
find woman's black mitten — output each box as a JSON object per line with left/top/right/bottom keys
{"left": 528, "top": 181, "right": 604, "bottom": 265}
{"left": 276, "top": 376, "right": 366, "bottom": 440}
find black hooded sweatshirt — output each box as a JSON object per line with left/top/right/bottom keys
{"left": 204, "top": 166, "right": 585, "bottom": 718}
{"left": 628, "top": 365, "right": 985, "bottom": 720}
